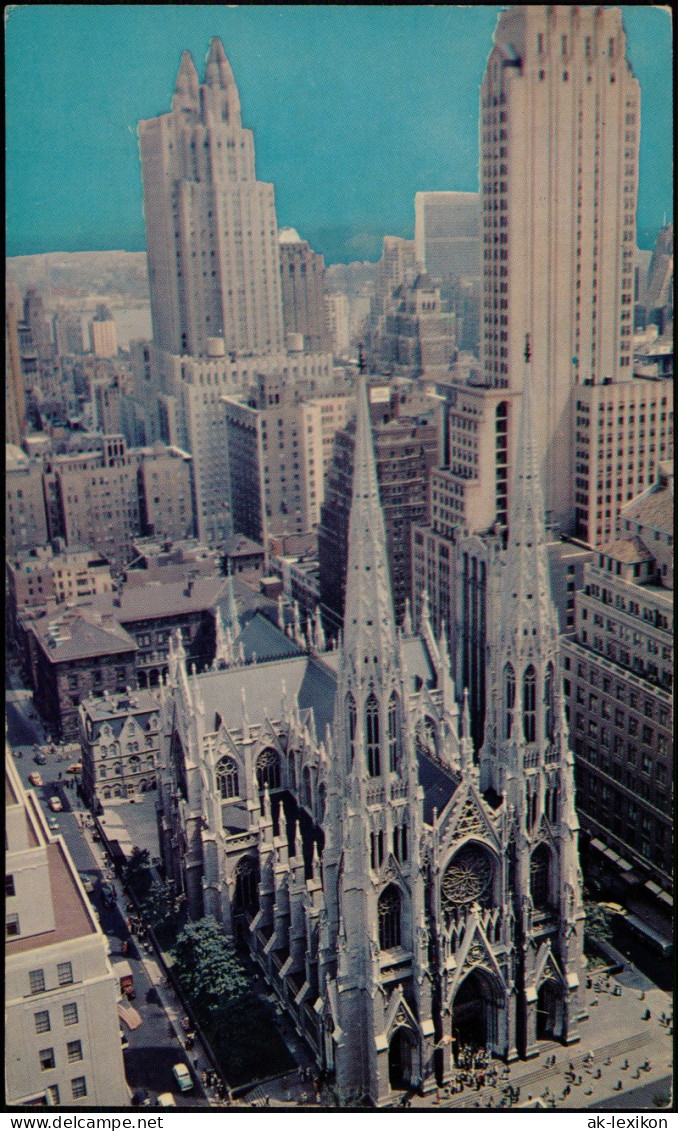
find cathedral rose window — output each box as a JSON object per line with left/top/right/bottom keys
{"left": 441, "top": 844, "right": 494, "bottom": 912}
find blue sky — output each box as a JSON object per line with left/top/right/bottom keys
{"left": 6, "top": 5, "right": 673, "bottom": 264}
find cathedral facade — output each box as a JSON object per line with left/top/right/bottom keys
{"left": 156, "top": 363, "right": 587, "bottom": 1105}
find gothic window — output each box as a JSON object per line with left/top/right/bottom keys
{"left": 366, "top": 693, "right": 380, "bottom": 777}
{"left": 370, "top": 830, "right": 385, "bottom": 870}
{"left": 441, "top": 844, "right": 494, "bottom": 916}
{"left": 378, "top": 885, "right": 401, "bottom": 950}
{"left": 547, "top": 785, "right": 559, "bottom": 823}
{"left": 256, "top": 748, "right": 281, "bottom": 794}
{"left": 347, "top": 694, "right": 356, "bottom": 768}
{"left": 216, "top": 756, "right": 239, "bottom": 799}
{"left": 523, "top": 665, "right": 537, "bottom": 742}
{"left": 394, "top": 822, "right": 408, "bottom": 863}
{"left": 544, "top": 662, "right": 554, "bottom": 741}
{"left": 388, "top": 693, "right": 399, "bottom": 772}
{"left": 302, "top": 766, "right": 313, "bottom": 809}
{"left": 504, "top": 663, "right": 515, "bottom": 738}
{"left": 287, "top": 751, "right": 297, "bottom": 790}
{"left": 234, "top": 856, "right": 259, "bottom": 913}
{"left": 530, "top": 844, "right": 551, "bottom": 910}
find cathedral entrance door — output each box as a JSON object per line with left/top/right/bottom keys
{"left": 388, "top": 1028, "right": 414, "bottom": 1091}
{"left": 537, "top": 980, "right": 563, "bottom": 1040}
{"left": 452, "top": 969, "right": 498, "bottom": 1059}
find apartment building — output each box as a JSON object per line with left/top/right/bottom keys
{"left": 79, "top": 689, "right": 161, "bottom": 807}
{"left": 279, "top": 228, "right": 332, "bottom": 354}
{"left": 562, "top": 476, "right": 673, "bottom": 895}
{"left": 5, "top": 758, "right": 128, "bottom": 1107}
{"left": 6, "top": 445, "right": 49, "bottom": 557}
{"left": 414, "top": 191, "right": 480, "bottom": 281}
{"left": 223, "top": 372, "right": 353, "bottom": 546}
{"left": 573, "top": 375, "right": 673, "bottom": 546}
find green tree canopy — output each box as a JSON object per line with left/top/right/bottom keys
{"left": 172, "top": 916, "right": 249, "bottom": 1013}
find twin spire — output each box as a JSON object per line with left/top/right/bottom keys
{"left": 341, "top": 374, "right": 398, "bottom": 669}
{"left": 500, "top": 334, "right": 558, "bottom": 643}
{"left": 173, "top": 38, "right": 241, "bottom": 121}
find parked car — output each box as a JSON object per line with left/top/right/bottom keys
{"left": 48, "top": 818, "right": 60, "bottom": 832}
{"left": 33, "top": 753, "right": 47, "bottom": 765}
{"left": 101, "top": 881, "right": 117, "bottom": 908}
{"left": 172, "top": 1063, "right": 193, "bottom": 1093}
{"left": 28, "top": 772, "right": 44, "bottom": 787}
{"left": 156, "top": 1094, "right": 176, "bottom": 1108}
{"left": 67, "top": 762, "right": 82, "bottom": 774}
{"left": 49, "top": 796, "right": 63, "bottom": 812}
{"left": 79, "top": 874, "right": 94, "bottom": 894}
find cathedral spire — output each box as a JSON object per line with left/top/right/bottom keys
{"left": 341, "top": 374, "right": 397, "bottom": 665}
{"left": 500, "top": 335, "right": 558, "bottom": 644}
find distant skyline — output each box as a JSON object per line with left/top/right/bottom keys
{"left": 6, "top": 5, "right": 673, "bottom": 265}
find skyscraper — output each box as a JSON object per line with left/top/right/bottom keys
{"left": 278, "top": 228, "right": 332, "bottom": 353}
{"left": 139, "top": 39, "right": 285, "bottom": 359}
{"left": 481, "top": 7, "right": 639, "bottom": 529}
{"left": 414, "top": 191, "right": 480, "bottom": 282}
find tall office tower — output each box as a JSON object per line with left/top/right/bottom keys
{"left": 366, "top": 237, "right": 418, "bottom": 366}
{"left": 318, "top": 381, "right": 441, "bottom": 632}
{"left": 23, "top": 287, "right": 53, "bottom": 361}
{"left": 414, "top": 191, "right": 481, "bottom": 281}
{"left": 89, "top": 315, "right": 117, "bottom": 358}
{"left": 278, "top": 228, "right": 332, "bottom": 353}
{"left": 5, "top": 757, "right": 129, "bottom": 1108}
{"left": 6, "top": 289, "right": 27, "bottom": 447}
{"left": 138, "top": 39, "right": 284, "bottom": 358}
{"left": 639, "top": 222, "right": 673, "bottom": 331}
{"left": 325, "top": 292, "right": 351, "bottom": 357}
{"left": 481, "top": 6, "right": 639, "bottom": 529}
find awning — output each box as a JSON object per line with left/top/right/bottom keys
{"left": 590, "top": 838, "right": 607, "bottom": 853}
{"left": 645, "top": 880, "right": 662, "bottom": 895}
{"left": 603, "top": 848, "right": 620, "bottom": 864}
{"left": 658, "top": 891, "right": 673, "bottom": 909}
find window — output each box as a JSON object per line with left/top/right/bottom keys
{"left": 255, "top": 749, "right": 281, "bottom": 795}
{"left": 530, "top": 844, "right": 551, "bottom": 910}
{"left": 544, "top": 663, "right": 554, "bottom": 741}
{"left": 216, "top": 757, "right": 239, "bottom": 799}
{"left": 5, "top": 874, "right": 15, "bottom": 896}
{"left": 378, "top": 885, "right": 401, "bottom": 950}
{"left": 366, "top": 693, "right": 381, "bottom": 777}
{"left": 71, "top": 1077, "right": 87, "bottom": 1100}
{"left": 388, "top": 693, "right": 399, "bottom": 772}
{"left": 347, "top": 693, "right": 356, "bottom": 767}
{"left": 48, "top": 1085, "right": 60, "bottom": 1105}
{"left": 34, "top": 1011, "right": 51, "bottom": 1034}
{"left": 523, "top": 665, "right": 537, "bottom": 743}
{"left": 30, "top": 969, "right": 46, "bottom": 995}
{"left": 39, "top": 1048, "right": 56, "bottom": 1071}
{"left": 67, "top": 1040, "right": 83, "bottom": 1063}
{"left": 504, "top": 663, "right": 515, "bottom": 738}
{"left": 6, "top": 913, "right": 20, "bottom": 937}
{"left": 57, "top": 962, "right": 73, "bottom": 986}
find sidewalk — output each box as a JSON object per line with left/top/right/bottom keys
{"left": 414, "top": 974, "right": 672, "bottom": 1111}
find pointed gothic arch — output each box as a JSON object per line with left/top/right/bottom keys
{"left": 523, "top": 664, "right": 537, "bottom": 742}
{"left": 378, "top": 884, "right": 401, "bottom": 950}
{"left": 530, "top": 842, "right": 553, "bottom": 910}
{"left": 366, "top": 692, "right": 381, "bottom": 777}
{"left": 256, "top": 747, "right": 281, "bottom": 795}
{"left": 451, "top": 966, "right": 503, "bottom": 1057}
{"left": 346, "top": 693, "right": 356, "bottom": 768}
{"left": 544, "top": 662, "right": 554, "bottom": 741}
{"left": 388, "top": 1027, "right": 416, "bottom": 1091}
{"left": 504, "top": 662, "right": 515, "bottom": 739}
{"left": 216, "top": 755, "right": 239, "bottom": 799}
{"left": 536, "top": 979, "right": 564, "bottom": 1039}
{"left": 233, "top": 855, "right": 259, "bottom": 913}
{"left": 388, "top": 691, "right": 400, "bottom": 771}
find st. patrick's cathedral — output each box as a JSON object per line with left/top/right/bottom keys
{"left": 156, "top": 356, "right": 587, "bottom": 1105}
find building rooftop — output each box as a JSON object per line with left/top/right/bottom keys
{"left": 278, "top": 227, "right": 302, "bottom": 245}
{"left": 598, "top": 536, "right": 655, "bottom": 565}
{"left": 87, "top": 575, "right": 228, "bottom": 623}
{"left": 32, "top": 609, "right": 137, "bottom": 663}
{"left": 223, "top": 532, "right": 265, "bottom": 558}
{"left": 621, "top": 484, "right": 673, "bottom": 535}
{"left": 81, "top": 688, "right": 159, "bottom": 723}
{"left": 5, "top": 841, "right": 96, "bottom": 956}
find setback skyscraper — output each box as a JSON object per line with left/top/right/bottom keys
{"left": 481, "top": 6, "right": 639, "bottom": 529}
{"left": 139, "top": 39, "right": 285, "bottom": 359}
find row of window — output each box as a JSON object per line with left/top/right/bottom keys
{"left": 30, "top": 964, "right": 73, "bottom": 994}
{"left": 39, "top": 1039, "right": 82, "bottom": 1068}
